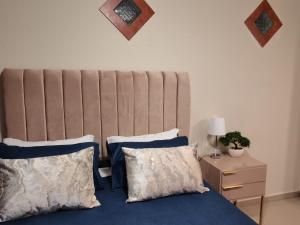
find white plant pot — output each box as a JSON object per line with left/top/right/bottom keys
{"left": 228, "top": 149, "right": 245, "bottom": 158}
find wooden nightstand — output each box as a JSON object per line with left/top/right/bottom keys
{"left": 200, "top": 153, "right": 267, "bottom": 225}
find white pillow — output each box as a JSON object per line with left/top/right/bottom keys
{"left": 99, "top": 167, "right": 112, "bottom": 177}
{"left": 3, "top": 135, "right": 95, "bottom": 147}
{"left": 107, "top": 128, "right": 179, "bottom": 144}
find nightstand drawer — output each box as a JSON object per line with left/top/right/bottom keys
{"left": 222, "top": 166, "right": 266, "bottom": 186}
{"left": 222, "top": 182, "right": 265, "bottom": 201}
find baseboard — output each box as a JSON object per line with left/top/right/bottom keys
{"left": 266, "top": 191, "right": 300, "bottom": 202}
{"left": 237, "top": 191, "right": 300, "bottom": 207}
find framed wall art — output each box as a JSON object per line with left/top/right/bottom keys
{"left": 100, "top": 0, "right": 154, "bottom": 40}
{"left": 245, "top": 0, "right": 282, "bottom": 47}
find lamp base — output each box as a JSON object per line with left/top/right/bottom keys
{"left": 210, "top": 153, "right": 221, "bottom": 159}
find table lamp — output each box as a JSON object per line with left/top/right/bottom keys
{"left": 208, "top": 117, "right": 226, "bottom": 159}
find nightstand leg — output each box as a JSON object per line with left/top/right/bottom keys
{"left": 259, "top": 196, "right": 264, "bottom": 225}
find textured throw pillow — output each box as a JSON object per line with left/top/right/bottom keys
{"left": 0, "top": 147, "right": 100, "bottom": 222}
{"left": 0, "top": 142, "right": 103, "bottom": 190}
{"left": 107, "top": 128, "right": 179, "bottom": 144}
{"left": 123, "top": 145, "right": 209, "bottom": 203}
{"left": 3, "top": 135, "right": 94, "bottom": 147}
{"left": 107, "top": 136, "right": 189, "bottom": 190}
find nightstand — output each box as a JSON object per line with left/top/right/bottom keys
{"left": 200, "top": 153, "right": 267, "bottom": 225}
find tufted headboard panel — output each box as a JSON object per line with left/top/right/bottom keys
{"left": 1, "top": 69, "right": 190, "bottom": 157}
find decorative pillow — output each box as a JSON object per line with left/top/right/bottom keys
{"left": 107, "top": 128, "right": 179, "bottom": 144}
{"left": 3, "top": 135, "right": 94, "bottom": 147}
{"left": 0, "top": 142, "right": 103, "bottom": 190}
{"left": 0, "top": 147, "right": 100, "bottom": 222}
{"left": 107, "top": 136, "right": 188, "bottom": 190}
{"left": 123, "top": 145, "right": 209, "bottom": 203}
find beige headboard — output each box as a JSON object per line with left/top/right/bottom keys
{"left": 1, "top": 69, "right": 190, "bottom": 157}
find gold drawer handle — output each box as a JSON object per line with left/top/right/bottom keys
{"left": 222, "top": 184, "right": 243, "bottom": 190}
{"left": 223, "top": 170, "right": 239, "bottom": 175}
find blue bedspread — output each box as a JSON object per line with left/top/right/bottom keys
{"left": 3, "top": 180, "right": 257, "bottom": 225}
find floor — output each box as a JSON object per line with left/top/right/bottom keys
{"left": 238, "top": 197, "right": 300, "bottom": 225}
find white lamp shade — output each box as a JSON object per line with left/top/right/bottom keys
{"left": 208, "top": 117, "right": 226, "bottom": 136}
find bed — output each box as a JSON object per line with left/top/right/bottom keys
{"left": 0, "top": 69, "right": 257, "bottom": 225}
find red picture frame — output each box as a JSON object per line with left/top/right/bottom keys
{"left": 100, "top": 0, "right": 154, "bottom": 40}
{"left": 245, "top": 0, "right": 282, "bottom": 47}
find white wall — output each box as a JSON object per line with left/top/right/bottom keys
{"left": 0, "top": 0, "right": 299, "bottom": 195}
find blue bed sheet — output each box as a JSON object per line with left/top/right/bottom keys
{"left": 3, "top": 180, "right": 257, "bottom": 225}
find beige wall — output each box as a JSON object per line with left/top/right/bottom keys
{"left": 294, "top": 32, "right": 300, "bottom": 190}
{"left": 0, "top": 0, "right": 299, "bottom": 195}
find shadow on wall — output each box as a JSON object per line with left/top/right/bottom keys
{"left": 286, "top": 34, "right": 300, "bottom": 191}
{"left": 296, "top": 37, "right": 300, "bottom": 191}
{"left": 0, "top": 71, "right": 5, "bottom": 140}
{"left": 190, "top": 119, "right": 226, "bottom": 157}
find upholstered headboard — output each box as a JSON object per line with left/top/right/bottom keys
{"left": 1, "top": 69, "right": 190, "bottom": 157}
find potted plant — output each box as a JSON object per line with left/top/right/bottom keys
{"left": 219, "top": 131, "right": 250, "bottom": 157}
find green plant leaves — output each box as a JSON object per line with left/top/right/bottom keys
{"left": 219, "top": 131, "right": 250, "bottom": 149}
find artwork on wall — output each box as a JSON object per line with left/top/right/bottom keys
{"left": 100, "top": 0, "right": 154, "bottom": 40}
{"left": 245, "top": 0, "right": 282, "bottom": 47}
